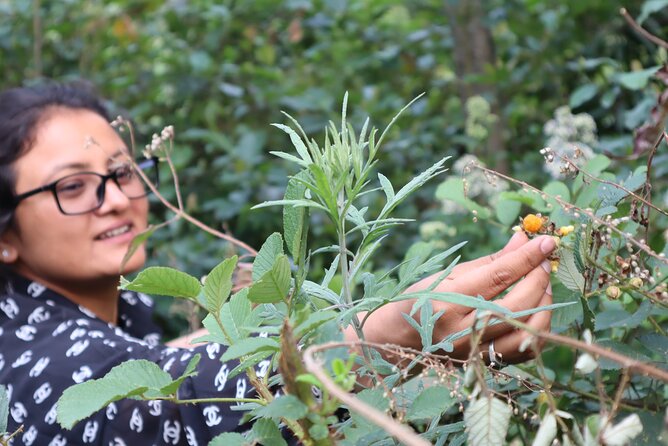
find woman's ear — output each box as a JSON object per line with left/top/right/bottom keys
{"left": 0, "top": 236, "right": 18, "bottom": 263}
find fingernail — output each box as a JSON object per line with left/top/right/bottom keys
{"left": 540, "top": 236, "right": 556, "bottom": 255}
{"left": 541, "top": 260, "right": 551, "bottom": 273}
{"left": 546, "top": 281, "right": 553, "bottom": 296}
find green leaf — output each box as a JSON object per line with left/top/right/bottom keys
{"left": 122, "top": 266, "right": 201, "bottom": 299}
{"left": 209, "top": 432, "right": 250, "bottom": 446}
{"left": 378, "top": 172, "right": 395, "bottom": 202}
{"left": 533, "top": 414, "right": 558, "bottom": 446}
{"left": 309, "top": 424, "right": 330, "bottom": 441}
{"left": 542, "top": 181, "right": 570, "bottom": 214}
{"left": 255, "top": 394, "right": 308, "bottom": 421}
{"left": 120, "top": 225, "right": 156, "bottom": 272}
{"left": 252, "top": 418, "right": 288, "bottom": 446}
{"left": 248, "top": 255, "right": 292, "bottom": 303}
{"left": 271, "top": 123, "right": 313, "bottom": 165}
{"left": 0, "top": 385, "right": 8, "bottom": 434}
{"left": 406, "top": 385, "right": 455, "bottom": 421}
{"left": 464, "top": 396, "right": 512, "bottom": 446}
{"left": 435, "top": 177, "right": 491, "bottom": 218}
{"left": 253, "top": 233, "right": 284, "bottom": 282}
{"left": 204, "top": 256, "right": 238, "bottom": 314}
{"left": 638, "top": 0, "right": 668, "bottom": 24}
{"left": 220, "top": 337, "right": 279, "bottom": 362}
{"left": 556, "top": 250, "right": 585, "bottom": 293}
{"left": 295, "top": 310, "right": 338, "bottom": 338}
{"left": 569, "top": 83, "right": 598, "bottom": 108}
{"left": 159, "top": 354, "right": 201, "bottom": 395}
{"left": 495, "top": 198, "right": 521, "bottom": 226}
{"left": 615, "top": 66, "right": 661, "bottom": 90}
{"left": 57, "top": 360, "right": 173, "bottom": 429}
{"left": 283, "top": 171, "right": 309, "bottom": 259}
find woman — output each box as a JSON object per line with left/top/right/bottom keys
{"left": 0, "top": 83, "right": 554, "bottom": 445}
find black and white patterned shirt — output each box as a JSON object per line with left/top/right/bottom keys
{"left": 0, "top": 273, "right": 269, "bottom": 445}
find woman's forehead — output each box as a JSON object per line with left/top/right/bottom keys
{"left": 12, "top": 109, "right": 129, "bottom": 190}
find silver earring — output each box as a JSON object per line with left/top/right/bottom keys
{"left": 1, "top": 249, "right": 9, "bottom": 258}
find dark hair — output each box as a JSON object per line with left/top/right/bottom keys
{"left": 0, "top": 82, "right": 109, "bottom": 286}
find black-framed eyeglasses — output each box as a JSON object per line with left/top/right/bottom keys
{"left": 11, "top": 157, "right": 159, "bottom": 215}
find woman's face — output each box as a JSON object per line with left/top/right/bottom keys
{"left": 2, "top": 107, "right": 149, "bottom": 286}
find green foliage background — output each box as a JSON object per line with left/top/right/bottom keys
{"left": 1, "top": 0, "right": 666, "bottom": 335}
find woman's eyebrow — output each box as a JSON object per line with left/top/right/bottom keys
{"left": 44, "top": 162, "right": 91, "bottom": 182}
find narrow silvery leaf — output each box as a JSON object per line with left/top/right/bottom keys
{"left": 378, "top": 172, "right": 395, "bottom": 202}
{"left": 271, "top": 123, "right": 313, "bottom": 164}
{"left": 0, "top": 385, "right": 8, "bottom": 434}
{"left": 283, "top": 172, "right": 309, "bottom": 258}
{"left": 532, "top": 413, "right": 558, "bottom": 446}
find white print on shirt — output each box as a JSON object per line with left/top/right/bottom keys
{"left": 27, "top": 281, "right": 46, "bottom": 297}
{"left": 163, "top": 420, "right": 181, "bottom": 445}
{"left": 1, "top": 298, "right": 19, "bottom": 319}
{"left": 72, "top": 365, "right": 93, "bottom": 383}
{"left": 206, "top": 343, "right": 220, "bottom": 360}
{"left": 15, "top": 324, "right": 37, "bottom": 341}
{"left": 66, "top": 339, "right": 90, "bottom": 357}
{"left": 185, "top": 426, "right": 198, "bottom": 446}
{"left": 88, "top": 330, "right": 104, "bottom": 339}
{"left": 82, "top": 420, "right": 99, "bottom": 443}
{"left": 22, "top": 425, "right": 38, "bottom": 446}
{"left": 137, "top": 293, "right": 153, "bottom": 307}
{"left": 48, "top": 434, "right": 67, "bottom": 446}
{"left": 27, "top": 306, "right": 50, "bottom": 324}
{"left": 45, "top": 402, "right": 58, "bottom": 425}
{"left": 70, "top": 327, "right": 87, "bottom": 340}
{"left": 129, "top": 407, "right": 143, "bottom": 432}
{"left": 203, "top": 406, "right": 222, "bottom": 427}
{"left": 162, "top": 357, "right": 176, "bottom": 372}
{"left": 236, "top": 378, "right": 247, "bottom": 401}
{"left": 78, "top": 305, "right": 97, "bottom": 318}
{"left": 10, "top": 402, "right": 27, "bottom": 423}
{"left": 143, "top": 332, "right": 160, "bottom": 346}
{"left": 109, "top": 437, "right": 127, "bottom": 446}
{"left": 52, "top": 320, "right": 72, "bottom": 337}
{"left": 214, "top": 363, "right": 229, "bottom": 391}
{"left": 120, "top": 292, "right": 137, "bottom": 305}
{"left": 256, "top": 359, "right": 271, "bottom": 378}
{"left": 33, "top": 382, "right": 52, "bottom": 404}
{"left": 29, "top": 356, "right": 50, "bottom": 377}
{"left": 12, "top": 350, "right": 32, "bottom": 368}
{"left": 0, "top": 353, "right": 5, "bottom": 372}
{"left": 148, "top": 400, "right": 162, "bottom": 417}
{"left": 106, "top": 402, "right": 118, "bottom": 420}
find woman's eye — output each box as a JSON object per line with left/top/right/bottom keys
{"left": 56, "top": 180, "right": 86, "bottom": 196}
{"left": 114, "top": 166, "right": 135, "bottom": 183}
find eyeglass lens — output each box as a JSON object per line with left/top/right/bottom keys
{"left": 54, "top": 165, "right": 149, "bottom": 214}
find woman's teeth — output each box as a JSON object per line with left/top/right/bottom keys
{"left": 98, "top": 225, "right": 131, "bottom": 240}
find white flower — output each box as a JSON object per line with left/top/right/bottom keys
{"left": 574, "top": 353, "right": 597, "bottom": 374}
{"left": 601, "top": 414, "right": 643, "bottom": 445}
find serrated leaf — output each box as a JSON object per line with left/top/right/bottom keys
{"left": 556, "top": 250, "right": 585, "bottom": 293}
{"left": 0, "top": 385, "right": 8, "bottom": 434}
{"left": 255, "top": 394, "right": 308, "bottom": 421}
{"left": 252, "top": 418, "right": 288, "bottom": 446}
{"left": 464, "top": 396, "right": 512, "bottom": 446}
{"left": 253, "top": 233, "right": 284, "bottom": 282}
{"left": 57, "top": 360, "right": 172, "bottom": 429}
{"left": 248, "top": 255, "right": 292, "bottom": 304}
{"left": 204, "top": 256, "right": 237, "bottom": 314}
{"left": 159, "top": 354, "right": 201, "bottom": 395}
{"left": 122, "top": 266, "right": 201, "bottom": 299}
{"left": 220, "top": 337, "right": 279, "bottom": 362}
{"left": 406, "top": 386, "right": 455, "bottom": 421}
{"left": 209, "top": 432, "right": 250, "bottom": 446}
{"left": 532, "top": 414, "right": 558, "bottom": 446}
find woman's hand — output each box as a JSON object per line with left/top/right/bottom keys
{"left": 352, "top": 232, "right": 556, "bottom": 364}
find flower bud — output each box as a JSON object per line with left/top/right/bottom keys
{"left": 629, "top": 277, "right": 643, "bottom": 289}
{"left": 606, "top": 285, "right": 621, "bottom": 299}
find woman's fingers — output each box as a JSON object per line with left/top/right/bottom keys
{"left": 448, "top": 231, "right": 529, "bottom": 277}
{"left": 484, "top": 292, "right": 553, "bottom": 364}
{"left": 456, "top": 265, "right": 552, "bottom": 338}
{"left": 438, "top": 235, "right": 556, "bottom": 300}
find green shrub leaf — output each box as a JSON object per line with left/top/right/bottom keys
{"left": 464, "top": 396, "right": 512, "bottom": 446}
{"left": 204, "top": 256, "right": 237, "bottom": 314}
{"left": 122, "top": 266, "right": 201, "bottom": 299}
{"left": 248, "top": 255, "right": 292, "bottom": 303}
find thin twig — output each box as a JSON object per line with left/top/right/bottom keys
{"left": 303, "top": 342, "right": 431, "bottom": 446}
{"left": 620, "top": 8, "right": 668, "bottom": 49}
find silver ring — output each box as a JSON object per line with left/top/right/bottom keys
{"left": 489, "top": 340, "right": 504, "bottom": 367}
